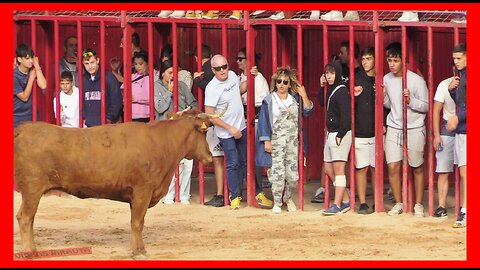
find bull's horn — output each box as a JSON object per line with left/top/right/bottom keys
{"left": 198, "top": 104, "right": 229, "bottom": 119}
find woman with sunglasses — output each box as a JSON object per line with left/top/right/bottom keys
{"left": 255, "top": 66, "right": 314, "bottom": 214}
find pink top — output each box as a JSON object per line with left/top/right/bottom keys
{"left": 130, "top": 73, "right": 151, "bottom": 119}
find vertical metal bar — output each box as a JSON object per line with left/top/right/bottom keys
{"left": 100, "top": 20, "right": 106, "bottom": 125}
{"left": 323, "top": 24, "right": 330, "bottom": 210}
{"left": 54, "top": 19, "right": 60, "bottom": 126}
{"left": 401, "top": 26, "right": 409, "bottom": 212}
{"left": 373, "top": 11, "right": 385, "bottom": 212}
{"left": 122, "top": 20, "right": 133, "bottom": 123}
{"left": 349, "top": 25, "right": 356, "bottom": 212}
{"left": 297, "top": 24, "right": 304, "bottom": 211}
{"left": 77, "top": 20, "right": 83, "bottom": 128}
{"left": 427, "top": 26, "right": 434, "bottom": 217}
{"left": 147, "top": 22, "right": 154, "bottom": 121}
{"left": 221, "top": 22, "right": 229, "bottom": 206}
{"left": 246, "top": 23, "right": 256, "bottom": 207}
{"left": 271, "top": 24, "right": 277, "bottom": 75}
{"left": 172, "top": 21, "right": 180, "bottom": 203}
{"left": 31, "top": 19, "right": 37, "bottom": 122}
{"left": 196, "top": 22, "right": 205, "bottom": 205}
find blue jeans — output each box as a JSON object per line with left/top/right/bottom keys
{"left": 219, "top": 128, "right": 247, "bottom": 201}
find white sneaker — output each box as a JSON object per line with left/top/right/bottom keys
{"left": 286, "top": 199, "right": 297, "bottom": 212}
{"left": 310, "top": 10, "right": 320, "bottom": 20}
{"left": 169, "top": 10, "right": 186, "bottom": 18}
{"left": 158, "top": 10, "right": 173, "bottom": 18}
{"left": 344, "top": 11, "right": 359, "bottom": 21}
{"left": 252, "top": 10, "right": 265, "bottom": 16}
{"left": 388, "top": 202, "right": 404, "bottom": 216}
{"left": 451, "top": 16, "right": 466, "bottom": 23}
{"left": 180, "top": 200, "right": 190, "bottom": 205}
{"left": 398, "top": 11, "right": 419, "bottom": 22}
{"left": 162, "top": 198, "right": 174, "bottom": 205}
{"left": 272, "top": 204, "right": 282, "bottom": 214}
{"left": 269, "top": 11, "right": 285, "bottom": 20}
{"left": 414, "top": 203, "right": 424, "bottom": 217}
{"left": 320, "top": 10, "right": 343, "bottom": 21}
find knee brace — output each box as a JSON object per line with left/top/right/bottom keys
{"left": 334, "top": 175, "right": 347, "bottom": 187}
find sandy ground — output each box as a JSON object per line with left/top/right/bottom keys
{"left": 13, "top": 175, "right": 466, "bottom": 261}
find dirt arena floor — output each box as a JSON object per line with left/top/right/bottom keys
{"left": 13, "top": 174, "right": 466, "bottom": 261}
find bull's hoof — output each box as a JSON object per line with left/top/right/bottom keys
{"left": 132, "top": 253, "right": 148, "bottom": 260}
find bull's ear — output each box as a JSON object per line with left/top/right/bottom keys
{"left": 200, "top": 121, "right": 208, "bottom": 132}
{"left": 166, "top": 111, "right": 177, "bottom": 120}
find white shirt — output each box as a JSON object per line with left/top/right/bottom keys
{"left": 383, "top": 70, "right": 429, "bottom": 129}
{"left": 272, "top": 92, "right": 295, "bottom": 127}
{"left": 53, "top": 86, "right": 80, "bottom": 128}
{"left": 205, "top": 70, "right": 246, "bottom": 139}
{"left": 239, "top": 71, "right": 270, "bottom": 107}
{"left": 433, "top": 77, "right": 456, "bottom": 121}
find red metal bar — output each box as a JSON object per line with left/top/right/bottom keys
{"left": 147, "top": 22, "right": 154, "bottom": 121}
{"left": 427, "top": 26, "right": 435, "bottom": 217}
{"left": 349, "top": 26, "right": 356, "bottom": 212}
{"left": 195, "top": 22, "right": 206, "bottom": 205}
{"left": 77, "top": 20, "right": 83, "bottom": 128}
{"left": 122, "top": 20, "right": 133, "bottom": 123}
{"left": 31, "top": 19, "right": 37, "bottom": 122}
{"left": 271, "top": 24, "right": 277, "bottom": 76}
{"left": 54, "top": 20, "right": 60, "bottom": 126}
{"left": 221, "top": 23, "right": 229, "bottom": 206}
{"left": 100, "top": 20, "right": 106, "bottom": 125}
{"left": 453, "top": 26, "right": 460, "bottom": 218}
{"left": 323, "top": 24, "right": 330, "bottom": 210}
{"left": 373, "top": 11, "right": 385, "bottom": 212}
{"left": 41, "top": 22, "right": 51, "bottom": 123}
{"left": 246, "top": 23, "right": 256, "bottom": 207}
{"left": 401, "top": 26, "right": 409, "bottom": 213}
{"left": 297, "top": 24, "right": 304, "bottom": 211}
{"left": 172, "top": 22, "right": 180, "bottom": 203}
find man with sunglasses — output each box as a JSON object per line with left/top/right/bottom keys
{"left": 204, "top": 54, "right": 248, "bottom": 210}
{"left": 81, "top": 48, "right": 123, "bottom": 127}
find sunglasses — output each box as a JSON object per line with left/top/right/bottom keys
{"left": 276, "top": 79, "right": 290, "bottom": 85}
{"left": 236, "top": 56, "right": 246, "bottom": 61}
{"left": 82, "top": 51, "right": 96, "bottom": 58}
{"left": 212, "top": 64, "right": 228, "bottom": 72}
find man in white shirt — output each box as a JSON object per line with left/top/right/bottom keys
{"left": 204, "top": 54, "right": 247, "bottom": 210}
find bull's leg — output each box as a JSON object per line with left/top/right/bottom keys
{"left": 129, "top": 190, "right": 152, "bottom": 259}
{"left": 16, "top": 190, "right": 43, "bottom": 252}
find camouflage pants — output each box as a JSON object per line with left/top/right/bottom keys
{"left": 267, "top": 108, "right": 299, "bottom": 207}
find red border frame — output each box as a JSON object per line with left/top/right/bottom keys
{"left": 3, "top": 3, "right": 479, "bottom": 268}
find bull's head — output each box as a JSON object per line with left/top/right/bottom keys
{"left": 166, "top": 105, "right": 228, "bottom": 165}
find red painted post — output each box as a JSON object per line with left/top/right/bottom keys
{"left": 373, "top": 11, "right": 385, "bottom": 212}
{"left": 195, "top": 22, "right": 205, "bottom": 205}
{"left": 77, "top": 20, "right": 83, "bottom": 128}
{"left": 246, "top": 23, "right": 256, "bottom": 207}
{"left": 271, "top": 24, "right": 277, "bottom": 76}
{"left": 323, "top": 24, "right": 330, "bottom": 210}
{"left": 349, "top": 26, "right": 356, "bottom": 212}
{"left": 147, "top": 22, "right": 154, "bottom": 121}
{"left": 427, "top": 26, "right": 435, "bottom": 217}
{"left": 401, "top": 26, "right": 410, "bottom": 213}
{"left": 122, "top": 20, "right": 133, "bottom": 123}
{"left": 54, "top": 19, "right": 60, "bottom": 126}
{"left": 297, "top": 24, "right": 304, "bottom": 211}
{"left": 31, "top": 19, "right": 37, "bottom": 122}
{"left": 100, "top": 20, "right": 106, "bottom": 125}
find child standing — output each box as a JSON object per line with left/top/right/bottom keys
{"left": 53, "top": 71, "right": 80, "bottom": 127}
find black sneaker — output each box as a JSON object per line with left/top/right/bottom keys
{"left": 358, "top": 203, "right": 370, "bottom": 215}
{"left": 433, "top": 206, "right": 448, "bottom": 218}
{"left": 205, "top": 194, "right": 225, "bottom": 207}
{"left": 310, "top": 192, "right": 325, "bottom": 203}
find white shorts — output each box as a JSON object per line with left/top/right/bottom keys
{"left": 435, "top": 135, "right": 455, "bottom": 173}
{"left": 385, "top": 126, "right": 425, "bottom": 167}
{"left": 206, "top": 126, "right": 224, "bottom": 157}
{"left": 354, "top": 137, "right": 375, "bottom": 169}
{"left": 324, "top": 131, "right": 352, "bottom": 162}
{"left": 454, "top": 134, "right": 466, "bottom": 167}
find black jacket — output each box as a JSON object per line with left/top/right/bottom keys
{"left": 193, "top": 60, "right": 214, "bottom": 91}
{"left": 326, "top": 61, "right": 351, "bottom": 139}
{"left": 354, "top": 67, "right": 376, "bottom": 138}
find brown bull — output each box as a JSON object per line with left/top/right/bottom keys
{"left": 14, "top": 110, "right": 214, "bottom": 259}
